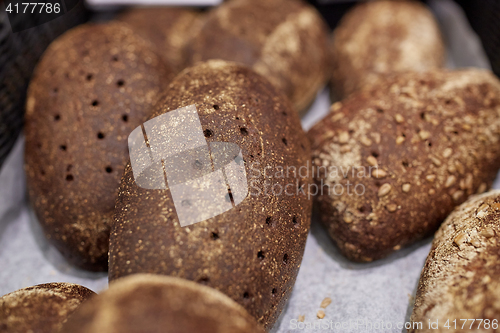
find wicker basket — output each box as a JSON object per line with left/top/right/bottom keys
{"left": 0, "top": 1, "right": 88, "bottom": 170}
{"left": 455, "top": 0, "right": 500, "bottom": 77}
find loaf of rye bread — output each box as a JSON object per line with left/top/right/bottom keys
{"left": 308, "top": 69, "right": 500, "bottom": 262}
{"left": 117, "top": 7, "right": 201, "bottom": 73}
{"left": 0, "top": 283, "right": 94, "bottom": 333}
{"left": 331, "top": 0, "right": 445, "bottom": 99}
{"left": 110, "top": 60, "right": 312, "bottom": 329}
{"left": 185, "top": 0, "right": 330, "bottom": 114}
{"left": 24, "top": 22, "right": 174, "bottom": 271}
{"left": 410, "top": 190, "right": 500, "bottom": 333}
{"left": 60, "top": 275, "right": 266, "bottom": 333}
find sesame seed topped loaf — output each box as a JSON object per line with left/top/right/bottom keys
{"left": 60, "top": 275, "right": 266, "bottom": 333}
{"left": 331, "top": 0, "right": 445, "bottom": 99}
{"left": 308, "top": 69, "right": 500, "bottom": 262}
{"left": 410, "top": 190, "right": 500, "bottom": 333}
{"left": 185, "top": 0, "right": 331, "bottom": 114}
{"left": 0, "top": 283, "right": 95, "bottom": 333}
{"left": 24, "top": 22, "right": 174, "bottom": 271}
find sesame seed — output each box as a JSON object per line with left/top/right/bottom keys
{"left": 338, "top": 131, "right": 349, "bottom": 144}
{"left": 360, "top": 136, "right": 372, "bottom": 146}
{"left": 366, "top": 156, "right": 378, "bottom": 166}
{"left": 480, "top": 227, "right": 495, "bottom": 238}
{"left": 453, "top": 232, "right": 468, "bottom": 247}
{"left": 372, "top": 169, "right": 387, "bottom": 179}
{"left": 452, "top": 190, "right": 464, "bottom": 201}
{"left": 442, "top": 148, "right": 453, "bottom": 158}
{"left": 445, "top": 175, "right": 456, "bottom": 188}
{"left": 386, "top": 203, "right": 397, "bottom": 212}
{"left": 378, "top": 183, "right": 391, "bottom": 197}
{"left": 419, "top": 130, "right": 431, "bottom": 140}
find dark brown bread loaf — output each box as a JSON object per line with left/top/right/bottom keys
{"left": 410, "top": 190, "right": 500, "bottom": 333}
{"left": 331, "top": 0, "right": 445, "bottom": 99}
{"left": 308, "top": 69, "right": 500, "bottom": 262}
{"left": 60, "top": 275, "right": 266, "bottom": 333}
{"left": 0, "top": 283, "right": 94, "bottom": 333}
{"left": 117, "top": 7, "right": 201, "bottom": 72}
{"left": 185, "top": 0, "right": 330, "bottom": 114}
{"left": 110, "top": 60, "right": 312, "bottom": 329}
{"left": 24, "top": 22, "right": 174, "bottom": 271}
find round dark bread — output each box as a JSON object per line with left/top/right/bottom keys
{"left": 117, "top": 7, "right": 201, "bottom": 73}
{"left": 185, "top": 0, "right": 330, "bottom": 114}
{"left": 24, "top": 22, "right": 174, "bottom": 271}
{"left": 308, "top": 69, "right": 500, "bottom": 262}
{"left": 331, "top": 0, "right": 445, "bottom": 99}
{"left": 410, "top": 190, "right": 500, "bottom": 333}
{"left": 110, "top": 60, "right": 312, "bottom": 329}
{"left": 0, "top": 283, "right": 94, "bottom": 333}
{"left": 60, "top": 274, "right": 266, "bottom": 333}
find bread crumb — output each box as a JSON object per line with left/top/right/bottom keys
{"left": 298, "top": 315, "right": 305, "bottom": 322}
{"left": 320, "top": 297, "right": 332, "bottom": 308}
{"left": 317, "top": 310, "right": 325, "bottom": 319}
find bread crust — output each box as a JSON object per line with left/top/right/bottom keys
{"left": 309, "top": 69, "right": 500, "bottom": 262}
{"left": 110, "top": 60, "right": 312, "bottom": 329}
{"left": 410, "top": 190, "right": 500, "bottom": 333}
{"left": 61, "top": 274, "right": 266, "bottom": 333}
{"left": 331, "top": 0, "right": 445, "bottom": 99}
{"left": 185, "top": 0, "right": 331, "bottom": 114}
{"left": 117, "top": 7, "right": 201, "bottom": 72}
{"left": 0, "top": 283, "right": 94, "bottom": 333}
{"left": 24, "top": 22, "right": 174, "bottom": 271}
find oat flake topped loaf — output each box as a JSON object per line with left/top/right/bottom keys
{"left": 410, "top": 190, "right": 500, "bottom": 333}
{"left": 331, "top": 0, "right": 445, "bottom": 99}
{"left": 309, "top": 68, "right": 500, "bottom": 262}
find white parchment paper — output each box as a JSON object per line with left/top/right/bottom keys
{"left": 0, "top": 1, "right": 496, "bottom": 332}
